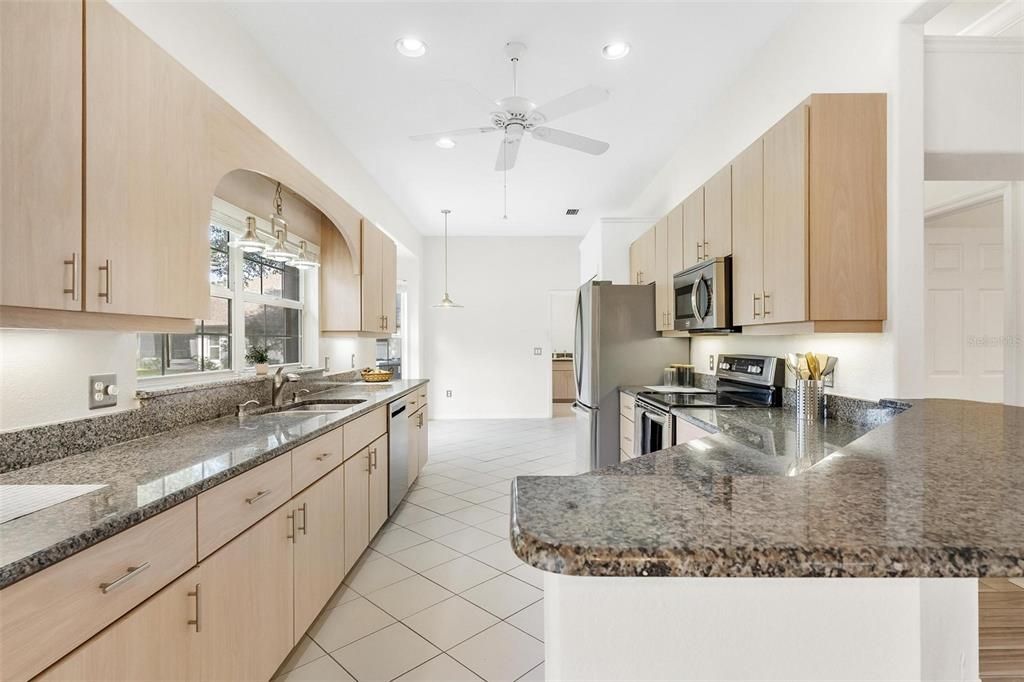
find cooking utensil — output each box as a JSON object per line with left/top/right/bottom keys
{"left": 822, "top": 356, "right": 838, "bottom": 378}
{"left": 785, "top": 353, "right": 802, "bottom": 377}
{"left": 805, "top": 352, "right": 821, "bottom": 380}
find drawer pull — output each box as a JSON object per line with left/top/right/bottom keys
{"left": 245, "top": 489, "right": 270, "bottom": 505}
{"left": 99, "top": 562, "right": 150, "bottom": 594}
{"left": 188, "top": 583, "right": 202, "bottom": 632}
{"left": 315, "top": 452, "right": 333, "bottom": 462}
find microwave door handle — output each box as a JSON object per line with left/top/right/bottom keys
{"left": 691, "top": 277, "right": 706, "bottom": 324}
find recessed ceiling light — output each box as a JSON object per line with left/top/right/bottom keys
{"left": 601, "top": 42, "right": 631, "bottom": 60}
{"left": 435, "top": 137, "right": 456, "bottom": 149}
{"left": 395, "top": 37, "right": 427, "bottom": 58}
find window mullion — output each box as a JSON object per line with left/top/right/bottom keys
{"left": 230, "top": 238, "right": 244, "bottom": 372}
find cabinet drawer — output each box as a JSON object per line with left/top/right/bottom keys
{"left": 406, "top": 394, "right": 419, "bottom": 410}
{"left": 292, "top": 428, "right": 344, "bottom": 494}
{"left": 197, "top": 454, "right": 291, "bottom": 559}
{"left": 343, "top": 406, "right": 387, "bottom": 459}
{"left": 418, "top": 385, "right": 427, "bottom": 401}
{"left": 620, "top": 392, "right": 636, "bottom": 420}
{"left": 0, "top": 499, "right": 197, "bottom": 682}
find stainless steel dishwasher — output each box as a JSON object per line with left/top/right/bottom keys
{"left": 388, "top": 399, "right": 409, "bottom": 514}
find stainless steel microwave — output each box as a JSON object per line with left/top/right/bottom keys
{"left": 673, "top": 256, "right": 733, "bottom": 332}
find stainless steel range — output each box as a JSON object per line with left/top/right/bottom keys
{"left": 633, "top": 354, "right": 784, "bottom": 456}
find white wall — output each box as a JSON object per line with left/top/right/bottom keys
{"left": 579, "top": 218, "right": 658, "bottom": 286}
{"left": 422, "top": 237, "right": 581, "bottom": 418}
{"left": 623, "top": 2, "right": 927, "bottom": 401}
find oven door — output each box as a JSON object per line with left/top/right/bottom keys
{"left": 635, "top": 403, "right": 673, "bottom": 455}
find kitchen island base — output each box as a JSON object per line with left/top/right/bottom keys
{"left": 543, "top": 573, "right": 978, "bottom": 681}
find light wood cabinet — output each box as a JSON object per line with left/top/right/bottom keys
{"left": 359, "top": 220, "right": 399, "bottom": 334}
{"left": 381, "top": 235, "right": 398, "bottom": 334}
{"left": 704, "top": 166, "right": 733, "bottom": 259}
{"left": 343, "top": 450, "right": 371, "bottom": 573}
{"left": 667, "top": 204, "right": 685, "bottom": 280}
{"left": 343, "top": 405, "right": 387, "bottom": 459}
{"left": 291, "top": 428, "right": 344, "bottom": 495}
{"left": 628, "top": 226, "right": 656, "bottom": 285}
{"left": 682, "top": 188, "right": 704, "bottom": 270}
{"left": 292, "top": 467, "right": 345, "bottom": 640}
{"left": 84, "top": 1, "right": 210, "bottom": 320}
{"left": 198, "top": 504, "right": 294, "bottom": 682}
{"left": 0, "top": 499, "right": 197, "bottom": 681}
{"left": 731, "top": 139, "right": 765, "bottom": 328}
{"left": 38, "top": 568, "right": 202, "bottom": 682}
{"left": 408, "top": 406, "right": 421, "bottom": 488}
{"left": 320, "top": 219, "right": 362, "bottom": 332}
{"left": 654, "top": 217, "right": 673, "bottom": 331}
{"left": 552, "top": 360, "right": 575, "bottom": 402}
{"left": 416, "top": 404, "right": 429, "bottom": 470}
{"left": 368, "top": 434, "right": 390, "bottom": 538}
{"left": 0, "top": 0, "right": 83, "bottom": 313}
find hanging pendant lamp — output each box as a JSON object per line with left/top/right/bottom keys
{"left": 236, "top": 216, "right": 267, "bottom": 253}
{"left": 263, "top": 182, "right": 295, "bottom": 263}
{"left": 433, "top": 209, "right": 463, "bottom": 308}
{"left": 290, "top": 240, "right": 320, "bottom": 270}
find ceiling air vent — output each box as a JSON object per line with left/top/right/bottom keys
{"left": 565, "top": 208, "right": 580, "bottom": 216}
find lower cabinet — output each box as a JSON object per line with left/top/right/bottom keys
{"left": 292, "top": 467, "right": 345, "bottom": 639}
{"left": 343, "top": 450, "right": 371, "bottom": 573}
{"left": 198, "top": 504, "right": 294, "bottom": 682}
{"left": 408, "top": 405, "right": 420, "bottom": 489}
{"left": 38, "top": 568, "right": 202, "bottom": 681}
{"left": 417, "top": 404, "right": 429, "bottom": 470}
{"left": 368, "top": 434, "right": 389, "bottom": 538}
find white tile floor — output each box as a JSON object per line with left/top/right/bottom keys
{"left": 274, "top": 417, "right": 575, "bottom": 682}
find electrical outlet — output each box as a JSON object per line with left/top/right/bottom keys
{"left": 709, "top": 355, "right": 715, "bottom": 372}
{"left": 446, "top": 390, "right": 453, "bottom": 398}
{"left": 89, "top": 373, "right": 119, "bottom": 410}
{"left": 533, "top": 347, "right": 542, "bottom": 356}
{"left": 824, "top": 370, "right": 835, "bottom": 388}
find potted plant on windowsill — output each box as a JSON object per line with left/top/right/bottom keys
{"left": 246, "top": 346, "right": 270, "bottom": 376}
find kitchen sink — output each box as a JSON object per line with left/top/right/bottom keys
{"left": 284, "top": 399, "right": 366, "bottom": 412}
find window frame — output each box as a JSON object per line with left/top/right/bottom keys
{"left": 137, "top": 198, "right": 318, "bottom": 385}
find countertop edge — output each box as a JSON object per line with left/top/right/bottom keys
{"left": 0, "top": 380, "right": 429, "bottom": 589}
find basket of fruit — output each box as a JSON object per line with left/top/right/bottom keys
{"left": 360, "top": 368, "right": 394, "bottom": 383}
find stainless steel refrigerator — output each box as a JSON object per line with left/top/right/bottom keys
{"left": 572, "top": 281, "right": 689, "bottom": 472}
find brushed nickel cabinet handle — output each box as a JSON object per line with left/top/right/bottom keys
{"left": 365, "top": 452, "right": 371, "bottom": 473}
{"left": 370, "top": 447, "right": 377, "bottom": 470}
{"left": 753, "top": 293, "right": 762, "bottom": 318}
{"left": 63, "top": 253, "right": 79, "bottom": 301}
{"left": 298, "top": 502, "right": 308, "bottom": 535}
{"left": 315, "top": 452, "right": 333, "bottom": 462}
{"left": 99, "top": 562, "right": 150, "bottom": 593}
{"left": 703, "top": 240, "right": 710, "bottom": 255}
{"left": 188, "top": 583, "right": 201, "bottom": 632}
{"left": 287, "top": 511, "right": 296, "bottom": 542}
{"left": 245, "top": 489, "right": 270, "bottom": 505}
{"left": 763, "top": 291, "right": 771, "bottom": 316}
{"left": 696, "top": 241, "right": 703, "bottom": 261}
{"left": 98, "top": 259, "right": 112, "bottom": 303}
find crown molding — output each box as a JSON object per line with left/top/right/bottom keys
{"left": 925, "top": 35, "right": 1024, "bottom": 53}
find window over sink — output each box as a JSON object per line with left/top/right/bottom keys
{"left": 137, "top": 201, "right": 314, "bottom": 378}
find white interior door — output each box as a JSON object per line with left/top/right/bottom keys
{"left": 925, "top": 199, "right": 1005, "bottom": 402}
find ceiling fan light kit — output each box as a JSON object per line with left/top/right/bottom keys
{"left": 410, "top": 41, "right": 612, "bottom": 218}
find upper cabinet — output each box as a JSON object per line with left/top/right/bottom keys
{"left": 703, "top": 166, "right": 732, "bottom": 259}
{"left": 653, "top": 218, "right": 673, "bottom": 331}
{"left": 0, "top": 0, "right": 83, "bottom": 313}
{"left": 322, "top": 219, "right": 398, "bottom": 334}
{"left": 628, "top": 226, "right": 656, "bottom": 286}
{"left": 360, "top": 221, "right": 398, "bottom": 334}
{"left": 84, "top": 0, "right": 210, "bottom": 321}
{"left": 681, "top": 188, "right": 704, "bottom": 270}
{"left": 731, "top": 138, "right": 766, "bottom": 328}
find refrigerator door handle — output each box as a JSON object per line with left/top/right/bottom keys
{"left": 573, "top": 288, "right": 584, "bottom": 398}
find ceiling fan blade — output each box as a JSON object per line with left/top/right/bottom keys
{"left": 495, "top": 135, "right": 522, "bottom": 171}
{"left": 409, "top": 126, "right": 497, "bottom": 142}
{"left": 531, "top": 127, "right": 609, "bottom": 155}
{"left": 534, "top": 85, "right": 610, "bottom": 124}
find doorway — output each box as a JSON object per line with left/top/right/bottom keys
{"left": 924, "top": 184, "right": 1007, "bottom": 402}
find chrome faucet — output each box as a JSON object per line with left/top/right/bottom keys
{"left": 292, "top": 388, "right": 311, "bottom": 404}
{"left": 236, "top": 399, "right": 260, "bottom": 418}
{"left": 272, "top": 367, "right": 301, "bottom": 407}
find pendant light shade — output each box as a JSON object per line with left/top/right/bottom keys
{"left": 263, "top": 228, "right": 294, "bottom": 263}
{"left": 290, "top": 239, "right": 320, "bottom": 270}
{"left": 433, "top": 209, "right": 463, "bottom": 308}
{"left": 236, "top": 216, "right": 267, "bottom": 253}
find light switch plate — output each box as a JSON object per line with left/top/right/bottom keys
{"left": 89, "top": 373, "right": 119, "bottom": 410}
{"left": 708, "top": 355, "right": 715, "bottom": 372}
{"left": 824, "top": 370, "right": 835, "bottom": 388}
{"left": 446, "top": 390, "right": 453, "bottom": 398}
{"left": 533, "top": 347, "right": 543, "bottom": 356}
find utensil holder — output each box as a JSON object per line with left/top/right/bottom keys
{"left": 795, "top": 379, "right": 825, "bottom": 420}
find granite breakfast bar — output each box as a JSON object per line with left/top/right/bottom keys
{"left": 511, "top": 399, "right": 1024, "bottom": 680}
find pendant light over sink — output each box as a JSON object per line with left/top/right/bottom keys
{"left": 262, "top": 182, "right": 295, "bottom": 263}
{"left": 433, "top": 209, "right": 463, "bottom": 309}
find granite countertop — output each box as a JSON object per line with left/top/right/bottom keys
{"left": 0, "top": 379, "right": 427, "bottom": 588}
{"left": 511, "top": 399, "right": 1024, "bottom": 578}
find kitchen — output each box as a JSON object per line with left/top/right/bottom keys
{"left": 1, "top": 1, "right": 1022, "bottom": 682}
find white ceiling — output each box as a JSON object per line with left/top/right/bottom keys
{"left": 221, "top": 2, "right": 798, "bottom": 236}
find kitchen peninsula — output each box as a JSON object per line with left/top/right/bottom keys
{"left": 511, "top": 398, "right": 1024, "bottom": 680}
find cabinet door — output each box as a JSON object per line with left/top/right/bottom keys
{"left": 667, "top": 204, "right": 685, "bottom": 279}
{"left": 628, "top": 238, "right": 642, "bottom": 284}
{"left": 293, "top": 467, "right": 345, "bottom": 640}
{"left": 38, "top": 568, "right": 201, "bottom": 682}
{"left": 682, "top": 188, "right": 705, "bottom": 269}
{"left": 641, "top": 227, "right": 658, "bottom": 286}
{"left": 368, "top": 434, "right": 389, "bottom": 538}
{"left": 360, "top": 220, "right": 384, "bottom": 332}
{"left": 0, "top": 0, "right": 82, "bottom": 312}
{"left": 319, "top": 220, "right": 362, "bottom": 332}
{"left": 343, "top": 451, "right": 371, "bottom": 573}
{"left": 381, "top": 234, "right": 398, "bottom": 333}
{"left": 417, "top": 405, "right": 429, "bottom": 469}
{"left": 731, "top": 139, "right": 765, "bottom": 327}
{"left": 199, "top": 505, "right": 294, "bottom": 682}
{"left": 654, "top": 218, "right": 671, "bottom": 331}
{"left": 704, "top": 165, "right": 733, "bottom": 258}
{"left": 763, "top": 104, "right": 809, "bottom": 324}
{"left": 84, "top": 1, "right": 209, "bottom": 319}
{"left": 407, "top": 408, "right": 420, "bottom": 488}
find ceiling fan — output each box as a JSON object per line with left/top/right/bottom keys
{"left": 409, "top": 42, "right": 611, "bottom": 172}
